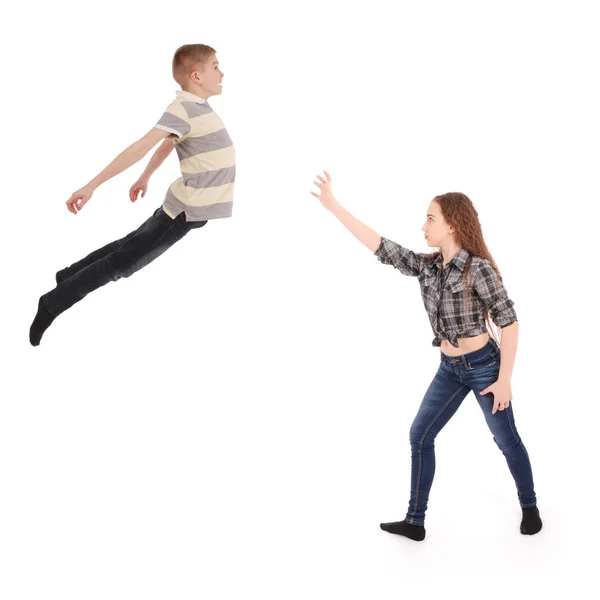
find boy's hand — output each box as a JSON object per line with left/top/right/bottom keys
{"left": 66, "top": 186, "right": 94, "bottom": 214}
{"left": 311, "top": 170, "right": 336, "bottom": 210}
{"left": 129, "top": 178, "right": 149, "bottom": 203}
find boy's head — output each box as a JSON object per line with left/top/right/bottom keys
{"left": 172, "top": 44, "right": 223, "bottom": 99}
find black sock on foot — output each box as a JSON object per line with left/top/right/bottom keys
{"left": 29, "top": 297, "right": 56, "bottom": 346}
{"left": 520, "top": 506, "right": 542, "bottom": 535}
{"left": 380, "top": 520, "right": 426, "bottom": 541}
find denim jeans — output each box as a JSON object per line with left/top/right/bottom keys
{"left": 405, "top": 337, "right": 537, "bottom": 525}
{"left": 43, "top": 207, "right": 207, "bottom": 316}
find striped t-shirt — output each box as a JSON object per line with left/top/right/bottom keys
{"left": 154, "top": 90, "right": 236, "bottom": 222}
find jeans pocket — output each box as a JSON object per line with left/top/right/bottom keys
{"left": 467, "top": 350, "right": 499, "bottom": 371}
{"left": 153, "top": 206, "right": 170, "bottom": 220}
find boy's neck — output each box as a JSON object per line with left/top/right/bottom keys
{"left": 181, "top": 87, "right": 211, "bottom": 100}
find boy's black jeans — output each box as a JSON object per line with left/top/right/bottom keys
{"left": 42, "top": 207, "right": 207, "bottom": 317}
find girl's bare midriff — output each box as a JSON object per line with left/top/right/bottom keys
{"left": 440, "top": 331, "right": 490, "bottom": 357}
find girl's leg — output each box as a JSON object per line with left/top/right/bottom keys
{"left": 472, "top": 390, "right": 537, "bottom": 509}
{"left": 465, "top": 341, "right": 542, "bottom": 534}
{"left": 405, "top": 361, "right": 472, "bottom": 525}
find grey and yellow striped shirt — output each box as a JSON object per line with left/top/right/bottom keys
{"left": 154, "top": 90, "right": 236, "bottom": 222}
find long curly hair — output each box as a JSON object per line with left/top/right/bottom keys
{"left": 423, "top": 192, "right": 507, "bottom": 344}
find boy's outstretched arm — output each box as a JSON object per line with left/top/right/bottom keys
{"left": 66, "top": 127, "right": 172, "bottom": 214}
{"left": 129, "top": 139, "right": 175, "bottom": 203}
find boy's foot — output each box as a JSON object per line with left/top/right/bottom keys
{"left": 520, "top": 506, "right": 543, "bottom": 535}
{"left": 380, "top": 520, "right": 426, "bottom": 541}
{"left": 29, "top": 296, "right": 56, "bottom": 346}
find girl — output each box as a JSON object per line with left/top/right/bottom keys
{"left": 311, "top": 171, "right": 542, "bottom": 541}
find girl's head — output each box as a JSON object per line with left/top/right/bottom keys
{"left": 422, "top": 192, "right": 495, "bottom": 265}
{"left": 423, "top": 192, "right": 505, "bottom": 343}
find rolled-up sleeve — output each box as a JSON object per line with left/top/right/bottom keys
{"left": 374, "top": 237, "right": 424, "bottom": 277}
{"left": 474, "top": 261, "right": 518, "bottom": 327}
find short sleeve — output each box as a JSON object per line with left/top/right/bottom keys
{"left": 154, "top": 101, "right": 191, "bottom": 140}
{"left": 474, "top": 261, "right": 518, "bottom": 327}
{"left": 374, "top": 237, "right": 425, "bottom": 277}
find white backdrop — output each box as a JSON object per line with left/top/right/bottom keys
{"left": 1, "top": 1, "right": 598, "bottom": 598}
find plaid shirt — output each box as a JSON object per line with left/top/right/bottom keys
{"left": 375, "top": 237, "right": 518, "bottom": 348}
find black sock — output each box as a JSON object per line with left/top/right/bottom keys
{"left": 29, "top": 296, "right": 56, "bottom": 346}
{"left": 520, "top": 506, "right": 542, "bottom": 535}
{"left": 380, "top": 520, "right": 426, "bottom": 541}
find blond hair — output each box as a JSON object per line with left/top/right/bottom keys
{"left": 172, "top": 44, "right": 217, "bottom": 87}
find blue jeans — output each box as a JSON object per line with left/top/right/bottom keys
{"left": 43, "top": 207, "right": 206, "bottom": 316}
{"left": 405, "top": 337, "right": 537, "bottom": 525}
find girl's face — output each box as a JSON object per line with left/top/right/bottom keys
{"left": 422, "top": 200, "right": 453, "bottom": 247}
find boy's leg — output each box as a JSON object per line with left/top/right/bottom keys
{"left": 30, "top": 209, "right": 203, "bottom": 345}
{"left": 187, "top": 219, "right": 208, "bottom": 230}
{"left": 56, "top": 207, "right": 166, "bottom": 283}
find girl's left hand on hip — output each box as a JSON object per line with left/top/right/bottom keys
{"left": 482, "top": 380, "right": 512, "bottom": 414}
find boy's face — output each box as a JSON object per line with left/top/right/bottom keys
{"left": 192, "top": 54, "right": 224, "bottom": 98}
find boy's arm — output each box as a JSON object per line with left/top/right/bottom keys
{"left": 138, "top": 138, "right": 175, "bottom": 181}
{"left": 129, "top": 138, "right": 176, "bottom": 203}
{"left": 66, "top": 127, "right": 172, "bottom": 214}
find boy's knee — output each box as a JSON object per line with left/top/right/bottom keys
{"left": 107, "top": 253, "right": 143, "bottom": 280}
{"left": 120, "top": 258, "right": 148, "bottom": 279}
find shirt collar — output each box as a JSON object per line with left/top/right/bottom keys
{"left": 176, "top": 90, "right": 207, "bottom": 104}
{"left": 434, "top": 247, "right": 470, "bottom": 271}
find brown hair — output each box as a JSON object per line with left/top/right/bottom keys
{"left": 423, "top": 192, "right": 508, "bottom": 344}
{"left": 172, "top": 44, "right": 217, "bottom": 87}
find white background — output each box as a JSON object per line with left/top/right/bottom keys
{"left": 1, "top": 0, "right": 598, "bottom": 598}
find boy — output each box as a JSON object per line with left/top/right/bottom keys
{"left": 30, "top": 44, "right": 235, "bottom": 346}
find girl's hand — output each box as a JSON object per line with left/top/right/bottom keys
{"left": 311, "top": 170, "right": 336, "bottom": 210}
{"left": 482, "top": 380, "right": 513, "bottom": 414}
